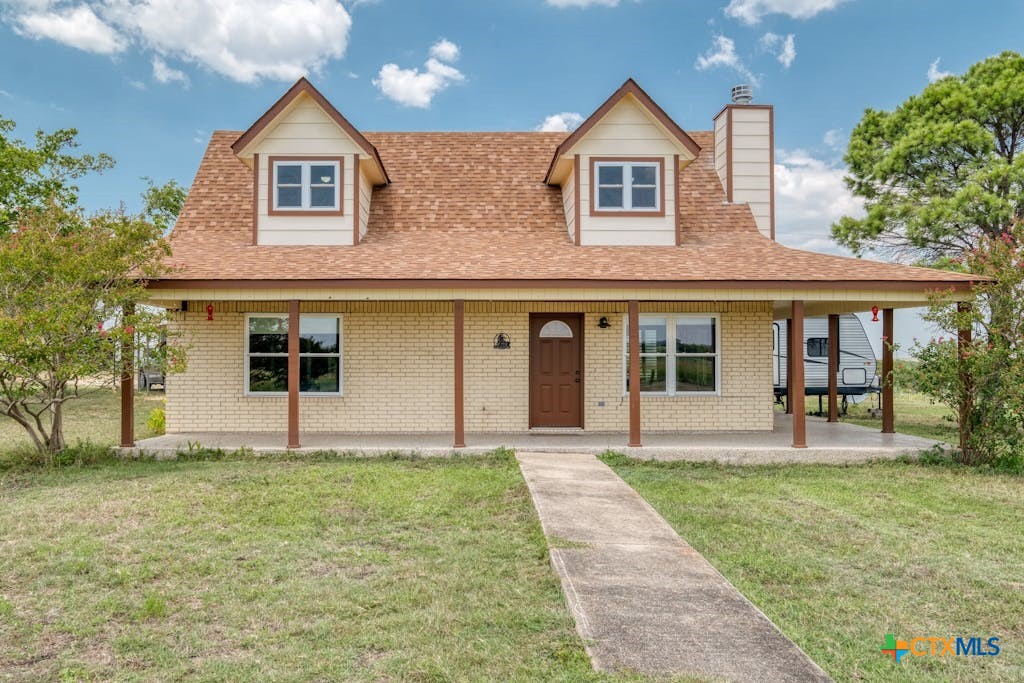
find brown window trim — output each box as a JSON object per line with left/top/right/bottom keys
{"left": 589, "top": 156, "right": 666, "bottom": 218}
{"left": 267, "top": 155, "right": 345, "bottom": 217}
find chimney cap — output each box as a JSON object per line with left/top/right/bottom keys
{"left": 731, "top": 84, "right": 753, "bottom": 104}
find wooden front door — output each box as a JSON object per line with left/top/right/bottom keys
{"left": 529, "top": 314, "right": 583, "bottom": 428}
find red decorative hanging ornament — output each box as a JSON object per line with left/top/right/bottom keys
{"left": 871, "top": 305, "right": 879, "bottom": 322}
{"left": 206, "top": 304, "right": 214, "bottom": 321}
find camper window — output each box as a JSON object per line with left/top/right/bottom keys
{"left": 807, "top": 337, "right": 828, "bottom": 357}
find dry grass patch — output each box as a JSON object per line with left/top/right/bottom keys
{"left": 0, "top": 453, "right": 644, "bottom": 682}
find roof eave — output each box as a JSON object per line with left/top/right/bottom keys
{"left": 543, "top": 78, "right": 702, "bottom": 185}
{"left": 231, "top": 77, "right": 390, "bottom": 185}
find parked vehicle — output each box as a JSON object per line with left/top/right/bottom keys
{"left": 773, "top": 314, "right": 877, "bottom": 412}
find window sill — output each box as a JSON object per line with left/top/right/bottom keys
{"left": 244, "top": 392, "right": 344, "bottom": 398}
{"left": 622, "top": 392, "right": 722, "bottom": 398}
{"left": 590, "top": 209, "right": 665, "bottom": 218}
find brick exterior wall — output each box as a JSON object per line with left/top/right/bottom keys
{"left": 165, "top": 300, "right": 773, "bottom": 433}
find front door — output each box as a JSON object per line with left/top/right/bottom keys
{"left": 529, "top": 314, "right": 583, "bottom": 428}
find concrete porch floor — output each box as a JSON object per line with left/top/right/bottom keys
{"left": 127, "top": 414, "right": 940, "bottom": 464}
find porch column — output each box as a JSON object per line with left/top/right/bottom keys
{"left": 957, "top": 301, "right": 973, "bottom": 453}
{"left": 287, "top": 299, "right": 300, "bottom": 449}
{"left": 881, "top": 307, "right": 895, "bottom": 434}
{"left": 827, "top": 313, "right": 839, "bottom": 422}
{"left": 785, "top": 318, "right": 794, "bottom": 414}
{"left": 628, "top": 300, "right": 641, "bottom": 447}
{"left": 119, "top": 304, "right": 135, "bottom": 448}
{"left": 790, "top": 301, "right": 806, "bottom": 448}
{"left": 453, "top": 299, "right": 465, "bottom": 448}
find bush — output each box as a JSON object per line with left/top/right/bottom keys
{"left": 146, "top": 407, "right": 165, "bottom": 435}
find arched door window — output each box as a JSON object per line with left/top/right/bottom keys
{"left": 538, "top": 320, "right": 573, "bottom": 338}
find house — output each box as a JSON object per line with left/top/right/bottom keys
{"left": 132, "top": 77, "right": 975, "bottom": 450}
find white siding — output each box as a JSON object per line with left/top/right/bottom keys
{"left": 714, "top": 112, "right": 728, "bottom": 194}
{"left": 252, "top": 96, "right": 363, "bottom": 245}
{"left": 571, "top": 98, "right": 678, "bottom": 246}
{"left": 358, "top": 163, "right": 372, "bottom": 239}
{"left": 561, "top": 168, "right": 576, "bottom": 242}
{"left": 729, "top": 107, "right": 772, "bottom": 239}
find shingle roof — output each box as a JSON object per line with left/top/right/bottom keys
{"left": 160, "top": 130, "right": 976, "bottom": 287}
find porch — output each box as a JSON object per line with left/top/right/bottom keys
{"left": 125, "top": 413, "right": 939, "bottom": 464}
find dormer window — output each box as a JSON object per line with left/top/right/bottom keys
{"left": 591, "top": 158, "right": 664, "bottom": 216}
{"left": 269, "top": 157, "right": 344, "bottom": 215}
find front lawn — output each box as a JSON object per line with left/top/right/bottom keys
{"left": 0, "top": 453, "right": 631, "bottom": 681}
{"left": 604, "top": 455, "right": 1024, "bottom": 682}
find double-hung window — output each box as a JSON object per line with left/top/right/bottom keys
{"left": 245, "top": 314, "right": 342, "bottom": 395}
{"left": 271, "top": 158, "right": 342, "bottom": 213}
{"left": 626, "top": 314, "right": 719, "bottom": 394}
{"left": 593, "top": 159, "right": 662, "bottom": 213}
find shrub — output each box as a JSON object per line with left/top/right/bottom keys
{"left": 146, "top": 407, "right": 166, "bottom": 435}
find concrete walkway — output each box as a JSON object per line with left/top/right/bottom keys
{"left": 517, "top": 451, "right": 832, "bottom": 682}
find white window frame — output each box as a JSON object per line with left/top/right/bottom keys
{"left": 594, "top": 161, "right": 661, "bottom": 212}
{"left": 272, "top": 160, "right": 341, "bottom": 211}
{"left": 623, "top": 313, "right": 721, "bottom": 396}
{"left": 244, "top": 313, "right": 343, "bottom": 397}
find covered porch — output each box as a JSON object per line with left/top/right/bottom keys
{"left": 122, "top": 284, "right": 974, "bottom": 455}
{"left": 125, "top": 413, "right": 939, "bottom": 463}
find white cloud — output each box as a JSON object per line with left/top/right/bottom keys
{"left": 773, "top": 148, "right": 862, "bottom": 253}
{"left": 374, "top": 41, "right": 464, "bottom": 108}
{"left": 725, "top": 0, "right": 847, "bottom": 24}
{"left": 927, "top": 58, "right": 952, "bottom": 82}
{"left": 152, "top": 55, "right": 189, "bottom": 86}
{"left": 823, "top": 128, "right": 843, "bottom": 148}
{"left": 193, "top": 129, "right": 208, "bottom": 144}
{"left": 2, "top": 0, "right": 353, "bottom": 83}
{"left": 695, "top": 35, "right": 758, "bottom": 85}
{"left": 536, "top": 112, "right": 584, "bottom": 132}
{"left": 127, "top": 78, "right": 146, "bottom": 90}
{"left": 760, "top": 32, "right": 796, "bottom": 68}
{"left": 544, "top": 0, "right": 618, "bottom": 6}
{"left": 429, "top": 38, "right": 459, "bottom": 63}
{"left": 14, "top": 4, "right": 125, "bottom": 54}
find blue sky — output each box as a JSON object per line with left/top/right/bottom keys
{"left": 1, "top": 0, "right": 1021, "bottom": 352}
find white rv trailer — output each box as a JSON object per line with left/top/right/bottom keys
{"left": 773, "top": 314, "right": 877, "bottom": 411}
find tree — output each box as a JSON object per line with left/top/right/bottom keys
{"left": 833, "top": 51, "right": 1024, "bottom": 264}
{"left": 0, "top": 118, "right": 114, "bottom": 236}
{"left": 909, "top": 223, "right": 1024, "bottom": 470}
{"left": 0, "top": 202, "right": 181, "bottom": 455}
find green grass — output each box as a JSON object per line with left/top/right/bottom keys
{"left": 0, "top": 453, "right": 647, "bottom": 681}
{"left": 0, "top": 387, "right": 164, "bottom": 462}
{"left": 603, "top": 455, "right": 1024, "bottom": 682}
{"left": 841, "top": 391, "right": 958, "bottom": 443}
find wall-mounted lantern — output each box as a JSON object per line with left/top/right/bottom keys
{"left": 871, "top": 305, "right": 879, "bottom": 322}
{"left": 598, "top": 316, "right": 611, "bottom": 328}
{"left": 493, "top": 333, "right": 511, "bottom": 350}
{"left": 207, "top": 304, "right": 214, "bottom": 321}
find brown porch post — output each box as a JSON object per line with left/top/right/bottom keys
{"left": 628, "top": 300, "right": 641, "bottom": 447}
{"left": 287, "top": 299, "right": 300, "bottom": 449}
{"left": 453, "top": 299, "right": 465, "bottom": 448}
{"left": 119, "top": 304, "right": 135, "bottom": 448}
{"left": 790, "top": 301, "right": 806, "bottom": 448}
{"left": 827, "top": 313, "right": 839, "bottom": 422}
{"left": 881, "top": 307, "right": 895, "bottom": 434}
{"left": 785, "top": 318, "right": 794, "bottom": 414}
{"left": 957, "top": 301, "right": 973, "bottom": 453}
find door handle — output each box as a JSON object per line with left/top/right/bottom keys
{"left": 574, "top": 378, "right": 580, "bottom": 383}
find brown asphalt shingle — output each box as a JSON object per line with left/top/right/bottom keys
{"left": 162, "top": 130, "right": 976, "bottom": 285}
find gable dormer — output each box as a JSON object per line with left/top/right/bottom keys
{"left": 544, "top": 79, "right": 700, "bottom": 246}
{"left": 232, "top": 78, "right": 388, "bottom": 246}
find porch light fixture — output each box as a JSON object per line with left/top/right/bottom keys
{"left": 207, "top": 304, "right": 214, "bottom": 321}
{"left": 493, "top": 333, "right": 511, "bottom": 350}
{"left": 598, "top": 316, "right": 611, "bottom": 328}
{"left": 871, "top": 305, "right": 879, "bottom": 322}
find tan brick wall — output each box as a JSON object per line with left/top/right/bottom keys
{"left": 165, "top": 300, "right": 773, "bottom": 433}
